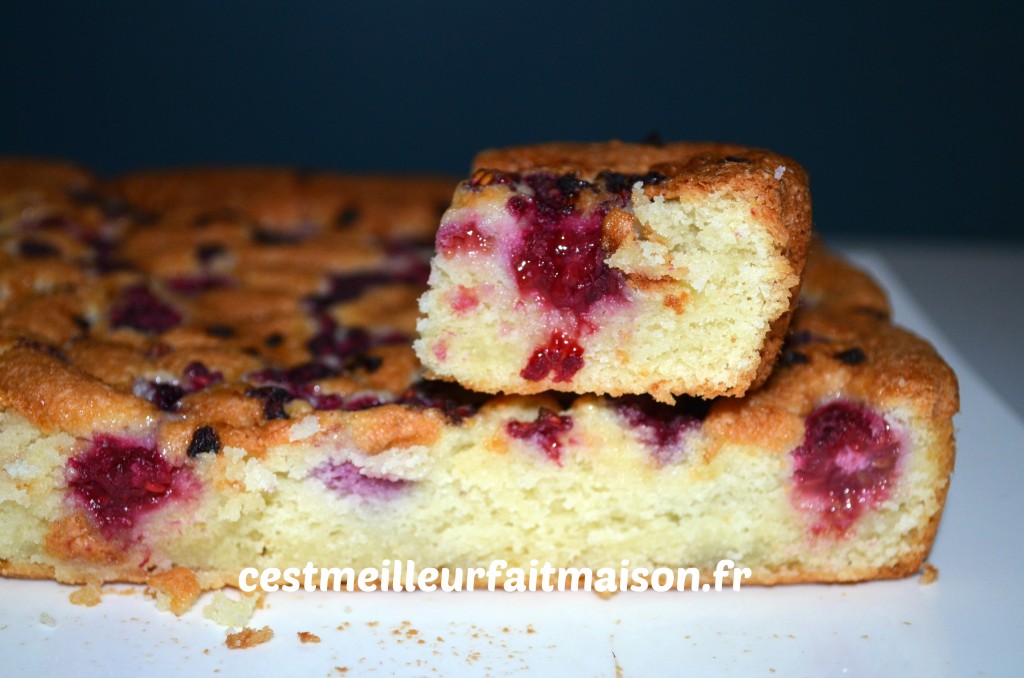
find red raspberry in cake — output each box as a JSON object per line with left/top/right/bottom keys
{"left": 66, "top": 435, "right": 197, "bottom": 538}
{"left": 312, "top": 460, "right": 409, "bottom": 500}
{"left": 791, "top": 401, "right": 904, "bottom": 535}
{"left": 507, "top": 408, "right": 574, "bottom": 464}
{"left": 614, "top": 395, "right": 706, "bottom": 466}
{"left": 108, "top": 285, "right": 183, "bottom": 335}
{"left": 0, "top": 161, "right": 956, "bottom": 592}
{"left": 416, "top": 141, "right": 812, "bottom": 402}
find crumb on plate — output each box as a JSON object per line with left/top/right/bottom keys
{"left": 226, "top": 625, "right": 274, "bottom": 649}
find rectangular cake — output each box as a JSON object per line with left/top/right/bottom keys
{"left": 415, "top": 141, "right": 813, "bottom": 402}
{"left": 0, "top": 159, "right": 955, "bottom": 592}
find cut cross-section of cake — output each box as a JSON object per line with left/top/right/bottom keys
{"left": 415, "top": 141, "right": 813, "bottom": 402}
{"left": 0, "top": 159, "right": 955, "bottom": 589}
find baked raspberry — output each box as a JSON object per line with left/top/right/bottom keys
{"left": 615, "top": 395, "right": 706, "bottom": 465}
{"left": 510, "top": 176, "right": 624, "bottom": 317}
{"left": 66, "top": 435, "right": 195, "bottom": 537}
{"left": 17, "top": 238, "right": 60, "bottom": 258}
{"left": 312, "top": 460, "right": 408, "bottom": 500}
{"left": 306, "top": 319, "right": 408, "bottom": 368}
{"left": 109, "top": 286, "right": 182, "bottom": 334}
{"left": 791, "top": 401, "right": 903, "bottom": 534}
{"left": 133, "top": 381, "right": 186, "bottom": 412}
{"left": 133, "top": 362, "right": 223, "bottom": 411}
{"left": 448, "top": 286, "right": 479, "bottom": 313}
{"left": 398, "top": 381, "right": 484, "bottom": 423}
{"left": 507, "top": 408, "right": 573, "bottom": 464}
{"left": 166, "top": 274, "right": 232, "bottom": 295}
{"left": 436, "top": 219, "right": 491, "bottom": 258}
{"left": 520, "top": 331, "right": 585, "bottom": 382}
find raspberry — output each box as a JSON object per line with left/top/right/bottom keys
{"left": 67, "top": 435, "right": 194, "bottom": 537}
{"left": 791, "top": 401, "right": 903, "bottom": 534}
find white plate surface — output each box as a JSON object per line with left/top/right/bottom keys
{"left": 1, "top": 251, "right": 1021, "bottom": 677}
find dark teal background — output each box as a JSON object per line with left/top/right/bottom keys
{"left": 2, "top": 1, "right": 1020, "bottom": 240}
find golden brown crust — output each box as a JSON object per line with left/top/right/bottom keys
{"left": 0, "top": 157, "right": 956, "bottom": 592}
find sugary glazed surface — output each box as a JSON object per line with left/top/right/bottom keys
{"left": 0, "top": 158, "right": 957, "bottom": 588}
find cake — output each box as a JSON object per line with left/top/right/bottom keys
{"left": 415, "top": 141, "right": 812, "bottom": 403}
{"left": 0, "top": 158, "right": 956, "bottom": 591}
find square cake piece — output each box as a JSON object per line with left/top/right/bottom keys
{"left": 415, "top": 141, "right": 813, "bottom": 402}
{"left": 0, "top": 159, "right": 955, "bottom": 590}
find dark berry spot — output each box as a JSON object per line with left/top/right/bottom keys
{"left": 349, "top": 353, "right": 383, "bottom": 373}
{"left": 596, "top": 170, "right": 667, "bottom": 197}
{"left": 88, "top": 238, "right": 135, "bottom": 274}
{"left": 264, "top": 332, "right": 284, "bottom": 348}
{"left": 556, "top": 173, "right": 592, "bottom": 197}
{"left": 305, "top": 317, "right": 408, "bottom": 368}
{"left": 187, "top": 426, "right": 221, "bottom": 457}
{"left": 247, "top": 386, "right": 293, "bottom": 420}
{"left": 397, "top": 381, "right": 484, "bottom": 423}
{"left": 108, "top": 286, "right": 182, "bottom": 335}
{"left": 307, "top": 271, "right": 411, "bottom": 313}
{"left": 133, "top": 362, "right": 221, "bottom": 411}
{"left": 206, "top": 324, "right": 236, "bottom": 338}
{"left": 133, "top": 380, "right": 187, "bottom": 411}
{"left": 312, "top": 460, "right": 409, "bottom": 500}
{"left": 785, "top": 330, "right": 830, "bottom": 348}
{"left": 166, "top": 274, "right": 232, "bottom": 295}
{"left": 779, "top": 351, "right": 810, "bottom": 367}
{"left": 335, "top": 206, "right": 361, "bottom": 228}
{"left": 791, "top": 401, "right": 903, "bottom": 535}
{"left": 72, "top": 314, "right": 92, "bottom": 333}
{"left": 195, "top": 243, "right": 227, "bottom": 265}
{"left": 18, "top": 238, "right": 60, "bottom": 258}
{"left": 521, "top": 331, "right": 585, "bottom": 383}
{"left": 66, "top": 435, "right": 194, "bottom": 537}
{"left": 251, "top": 227, "right": 302, "bottom": 245}
{"left": 183, "top": 361, "right": 222, "bottom": 391}
{"left": 506, "top": 408, "right": 574, "bottom": 464}
{"left": 833, "top": 348, "right": 867, "bottom": 365}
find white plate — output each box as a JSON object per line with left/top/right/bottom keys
{"left": 2, "top": 251, "right": 1021, "bottom": 677}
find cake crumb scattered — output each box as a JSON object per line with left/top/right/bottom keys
{"left": 335, "top": 668, "right": 349, "bottom": 674}
{"left": 226, "top": 625, "right": 274, "bottom": 649}
{"left": 298, "top": 631, "right": 321, "bottom": 644}
{"left": 146, "top": 567, "right": 201, "bottom": 616}
{"left": 39, "top": 612, "right": 57, "bottom": 628}
{"left": 203, "top": 590, "right": 263, "bottom": 627}
{"left": 69, "top": 581, "right": 103, "bottom": 607}
{"left": 920, "top": 563, "right": 939, "bottom": 584}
